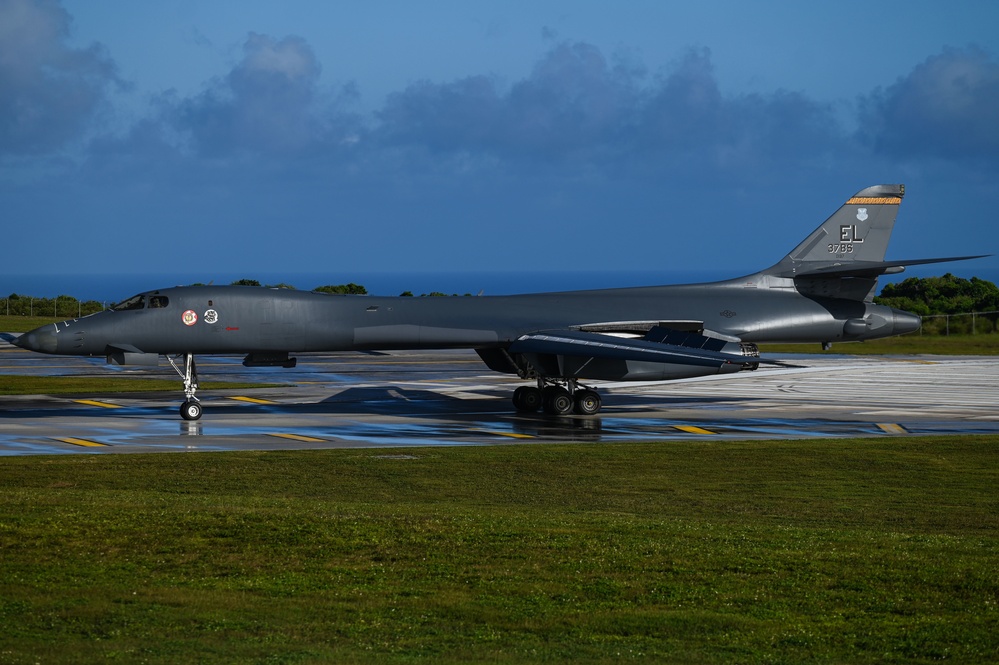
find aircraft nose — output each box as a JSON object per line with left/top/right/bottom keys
{"left": 892, "top": 309, "right": 922, "bottom": 336}
{"left": 13, "top": 327, "right": 59, "bottom": 353}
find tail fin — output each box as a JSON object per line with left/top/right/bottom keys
{"left": 774, "top": 184, "right": 905, "bottom": 272}
{"left": 762, "top": 184, "right": 986, "bottom": 301}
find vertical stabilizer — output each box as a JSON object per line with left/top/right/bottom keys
{"left": 762, "top": 184, "right": 905, "bottom": 301}
{"left": 783, "top": 184, "right": 904, "bottom": 267}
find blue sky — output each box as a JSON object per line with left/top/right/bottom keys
{"left": 2, "top": 0, "right": 998, "bottom": 291}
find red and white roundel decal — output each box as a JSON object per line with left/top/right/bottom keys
{"left": 182, "top": 309, "right": 198, "bottom": 326}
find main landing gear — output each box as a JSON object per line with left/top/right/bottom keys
{"left": 167, "top": 353, "right": 203, "bottom": 420}
{"left": 512, "top": 378, "right": 602, "bottom": 416}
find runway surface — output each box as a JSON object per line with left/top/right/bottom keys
{"left": 2, "top": 336, "right": 998, "bottom": 455}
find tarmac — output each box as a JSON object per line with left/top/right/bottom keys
{"left": 2, "top": 336, "right": 998, "bottom": 455}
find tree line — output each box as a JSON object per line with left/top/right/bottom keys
{"left": 874, "top": 274, "right": 999, "bottom": 316}
{"left": 873, "top": 274, "right": 999, "bottom": 335}
{"left": 1, "top": 294, "right": 106, "bottom": 318}
{"left": 231, "top": 280, "right": 470, "bottom": 297}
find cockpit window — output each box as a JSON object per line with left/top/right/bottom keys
{"left": 149, "top": 296, "right": 169, "bottom": 308}
{"left": 111, "top": 294, "right": 145, "bottom": 311}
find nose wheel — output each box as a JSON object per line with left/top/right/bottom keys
{"left": 180, "top": 400, "right": 203, "bottom": 421}
{"left": 168, "top": 353, "right": 203, "bottom": 420}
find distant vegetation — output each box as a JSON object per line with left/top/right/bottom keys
{"left": 875, "top": 274, "right": 999, "bottom": 334}
{"left": 0, "top": 293, "right": 105, "bottom": 318}
{"left": 874, "top": 273, "right": 999, "bottom": 315}
{"left": 313, "top": 283, "right": 368, "bottom": 295}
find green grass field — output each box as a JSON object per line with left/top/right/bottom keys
{"left": 0, "top": 375, "right": 277, "bottom": 395}
{"left": 1, "top": 437, "right": 997, "bottom": 663}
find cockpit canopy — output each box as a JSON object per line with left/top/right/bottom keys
{"left": 110, "top": 294, "right": 169, "bottom": 311}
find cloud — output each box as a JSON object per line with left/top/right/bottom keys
{"left": 651, "top": 51, "right": 840, "bottom": 153}
{"left": 506, "top": 42, "right": 642, "bottom": 157}
{"left": 859, "top": 47, "right": 999, "bottom": 163}
{"left": 377, "top": 41, "right": 642, "bottom": 161}
{"left": 4, "top": 15, "right": 996, "bottom": 279}
{"left": 376, "top": 43, "right": 844, "bottom": 180}
{"left": 10, "top": 16, "right": 989, "bottom": 184}
{"left": 0, "top": 0, "right": 119, "bottom": 155}
{"left": 173, "top": 33, "right": 359, "bottom": 157}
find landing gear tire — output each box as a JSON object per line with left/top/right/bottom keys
{"left": 513, "top": 386, "right": 543, "bottom": 412}
{"left": 543, "top": 386, "right": 574, "bottom": 415}
{"left": 180, "top": 400, "right": 203, "bottom": 421}
{"left": 573, "top": 389, "right": 602, "bottom": 415}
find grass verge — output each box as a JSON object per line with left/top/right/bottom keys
{"left": 1, "top": 437, "right": 997, "bottom": 663}
{"left": 0, "top": 375, "right": 279, "bottom": 395}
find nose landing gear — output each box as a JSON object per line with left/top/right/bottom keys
{"left": 167, "top": 353, "right": 202, "bottom": 420}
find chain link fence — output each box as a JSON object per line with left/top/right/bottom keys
{"left": 1, "top": 296, "right": 106, "bottom": 319}
{"left": 919, "top": 311, "right": 999, "bottom": 335}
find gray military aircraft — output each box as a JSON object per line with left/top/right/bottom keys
{"left": 14, "top": 184, "right": 984, "bottom": 420}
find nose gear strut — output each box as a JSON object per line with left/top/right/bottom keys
{"left": 167, "top": 353, "right": 202, "bottom": 420}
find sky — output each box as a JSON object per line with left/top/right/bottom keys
{"left": 2, "top": 0, "right": 998, "bottom": 294}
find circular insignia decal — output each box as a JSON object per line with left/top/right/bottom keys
{"left": 204, "top": 309, "right": 219, "bottom": 324}
{"left": 182, "top": 310, "right": 198, "bottom": 326}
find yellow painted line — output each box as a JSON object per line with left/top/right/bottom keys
{"left": 73, "top": 399, "right": 122, "bottom": 409}
{"left": 482, "top": 430, "right": 536, "bottom": 439}
{"left": 674, "top": 425, "right": 716, "bottom": 435}
{"left": 267, "top": 433, "right": 327, "bottom": 443}
{"left": 228, "top": 396, "right": 278, "bottom": 405}
{"left": 877, "top": 423, "right": 908, "bottom": 434}
{"left": 55, "top": 437, "right": 108, "bottom": 448}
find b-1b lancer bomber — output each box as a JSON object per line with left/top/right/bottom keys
{"left": 14, "top": 184, "right": 984, "bottom": 420}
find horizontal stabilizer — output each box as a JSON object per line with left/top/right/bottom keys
{"left": 781, "top": 254, "right": 990, "bottom": 279}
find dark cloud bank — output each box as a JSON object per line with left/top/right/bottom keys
{"left": 0, "top": 0, "right": 121, "bottom": 154}
{"left": 4, "top": 0, "right": 997, "bottom": 174}
{"left": 2, "top": 0, "right": 997, "bottom": 275}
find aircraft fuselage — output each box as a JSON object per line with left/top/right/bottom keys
{"left": 18, "top": 276, "right": 919, "bottom": 360}
{"left": 17, "top": 183, "right": 974, "bottom": 421}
